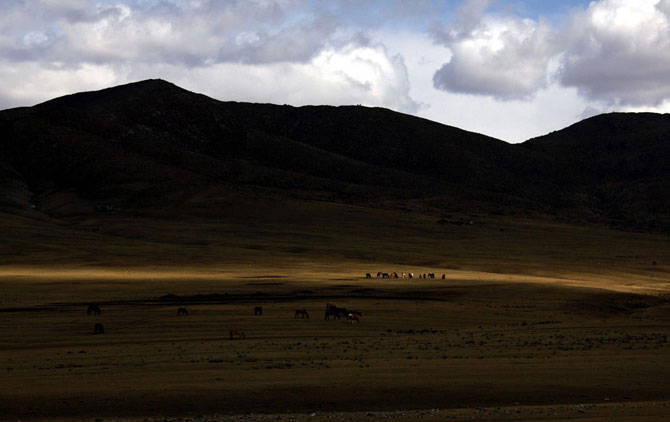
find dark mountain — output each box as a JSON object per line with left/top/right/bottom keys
{"left": 0, "top": 79, "right": 668, "bottom": 232}
{"left": 522, "top": 113, "right": 670, "bottom": 231}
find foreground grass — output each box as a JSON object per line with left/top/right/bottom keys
{"left": 1, "top": 268, "right": 669, "bottom": 420}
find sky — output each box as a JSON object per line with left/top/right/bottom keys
{"left": 2, "top": 0, "right": 670, "bottom": 143}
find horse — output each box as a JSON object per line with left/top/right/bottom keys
{"left": 177, "top": 307, "right": 188, "bottom": 316}
{"left": 94, "top": 323, "right": 104, "bottom": 334}
{"left": 428, "top": 273, "right": 435, "bottom": 279}
{"left": 87, "top": 304, "right": 101, "bottom": 315}
{"left": 376, "top": 271, "right": 382, "bottom": 277}
{"left": 441, "top": 273, "right": 446, "bottom": 280}
{"left": 254, "top": 306, "right": 263, "bottom": 316}
{"left": 348, "top": 310, "right": 362, "bottom": 317}
{"left": 347, "top": 313, "right": 360, "bottom": 323}
{"left": 325, "top": 304, "right": 347, "bottom": 320}
{"left": 392, "top": 272, "right": 399, "bottom": 279}
{"left": 382, "top": 272, "right": 390, "bottom": 279}
{"left": 365, "top": 273, "right": 372, "bottom": 278}
{"left": 294, "top": 309, "right": 309, "bottom": 319}
{"left": 229, "top": 328, "right": 245, "bottom": 340}
{"left": 408, "top": 273, "right": 413, "bottom": 279}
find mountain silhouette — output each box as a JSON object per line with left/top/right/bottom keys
{"left": 1, "top": 79, "right": 668, "bottom": 232}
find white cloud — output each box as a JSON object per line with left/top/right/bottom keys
{"left": 431, "top": 0, "right": 670, "bottom": 108}
{"left": 431, "top": 0, "right": 559, "bottom": 99}
{"left": 151, "top": 42, "right": 419, "bottom": 113}
{"left": 0, "top": 41, "right": 419, "bottom": 116}
{"left": 0, "top": 0, "right": 420, "bottom": 114}
{"left": 0, "top": 61, "right": 119, "bottom": 107}
{"left": 556, "top": 0, "right": 670, "bottom": 106}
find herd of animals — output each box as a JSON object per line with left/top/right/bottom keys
{"left": 367, "top": 271, "right": 446, "bottom": 279}
{"left": 84, "top": 271, "right": 445, "bottom": 338}
{"left": 85, "top": 302, "right": 363, "bottom": 340}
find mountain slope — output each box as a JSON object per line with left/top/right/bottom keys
{"left": 522, "top": 112, "right": 670, "bottom": 230}
{"left": 0, "top": 80, "right": 668, "bottom": 232}
{"left": 0, "top": 79, "right": 557, "bottom": 214}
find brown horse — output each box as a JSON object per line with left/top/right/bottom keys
{"left": 229, "top": 328, "right": 245, "bottom": 340}
{"left": 177, "top": 307, "right": 188, "bottom": 316}
{"left": 347, "top": 313, "right": 360, "bottom": 323}
{"left": 294, "top": 309, "right": 309, "bottom": 319}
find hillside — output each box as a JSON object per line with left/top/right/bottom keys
{"left": 522, "top": 112, "right": 670, "bottom": 231}
{"left": 0, "top": 79, "right": 668, "bottom": 234}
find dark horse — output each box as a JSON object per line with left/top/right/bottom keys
{"left": 294, "top": 309, "right": 309, "bottom": 319}
{"left": 94, "top": 322, "right": 104, "bottom": 334}
{"left": 87, "top": 304, "right": 101, "bottom": 315}
{"left": 230, "top": 328, "right": 245, "bottom": 340}
{"left": 177, "top": 307, "right": 188, "bottom": 316}
{"left": 325, "top": 303, "right": 348, "bottom": 320}
{"left": 254, "top": 306, "right": 263, "bottom": 316}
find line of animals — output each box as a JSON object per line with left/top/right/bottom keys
{"left": 85, "top": 302, "right": 362, "bottom": 339}
{"left": 366, "top": 271, "right": 446, "bottom": 279}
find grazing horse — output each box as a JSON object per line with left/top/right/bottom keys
{"left": 229, "top": 328, "right": 245, "bottom": 340}
{"left": 254, "top": 306, "right": 263, "bottom": 316}
{"left": 376, "top": 272, "right": 382, "bottom": 277}
{"left": 177, "top": 307, "right": 188, "bottom": 316}
{"left": 428, "top": 273, "right": 435, "bottom": 279}
{"left": 87, "top": 304, "right": 101, "bottom": 315}
{"left": 382, "top": 272, "right": 390, "bottom": 279}
{"left": 365, "top": 273, "right": 372, "bottom": 278}
{"left": 294, "top": 309, "right": 309, "bottom": 319}
{"left": 348, "top": 310, "right": 362, "bottom": 317}
{"left": 408, "top": 273, "right": 413, "bottom": 279}
{"left": 94, "top": 323, "right": 104, "bottom": 334}
{"left": 392, "top": 272, "right": 399, "bottom": 279}
{"left": 347, "top": 313, "right": 360, "bottom": 323}
{"left": 325, "top": 304, "right": 347, "bottom": 320}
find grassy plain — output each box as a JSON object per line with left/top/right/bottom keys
{"left": 1, "top": 200, "right": 669, "bottom": 421}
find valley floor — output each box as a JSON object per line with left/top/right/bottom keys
{"left": 1, "top": 266, "right": 669, "bottom": 421}
{"left": 1, "top": 205, "right": 669, "bottom": 421}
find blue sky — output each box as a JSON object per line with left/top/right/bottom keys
{"left": 1, "top": 0, "right": 670, "bottom": 142}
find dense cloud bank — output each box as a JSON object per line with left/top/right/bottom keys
{"left": 432, "top": 0, "right": 670, "bottom": 106}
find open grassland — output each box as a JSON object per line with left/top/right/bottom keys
{"left": 1, "top": 202, "right": 669, "bottom": 421}
{"left": 2, "top": 267, "right": 669, "bottom": 421}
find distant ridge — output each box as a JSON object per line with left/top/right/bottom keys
{"left": 1, "top": 80, "right": 668, "bottom": 232}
